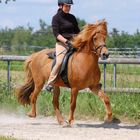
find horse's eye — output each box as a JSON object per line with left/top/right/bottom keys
{"left": 93, "top": 37, "right": 97, "bottom": 41}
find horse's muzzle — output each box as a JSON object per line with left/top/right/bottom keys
{"left": 101, "top": 52, "right": 110, "bottom": 60}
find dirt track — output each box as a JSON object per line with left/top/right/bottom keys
{"left": 0, "top": 114, "right": 139, "bottom": 140}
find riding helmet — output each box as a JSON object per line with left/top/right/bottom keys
{"left": 58, "top": 0, "right": 73, "bottom": 5}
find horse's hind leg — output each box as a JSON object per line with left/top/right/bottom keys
{"left": 52, "top": 86, "right": 64, "bottom": 125}
{"left": 27, "top": 81, "right": 44, "bottom": 118}
{"left": 89, "top": 85, "right": 112, "bottom": 122}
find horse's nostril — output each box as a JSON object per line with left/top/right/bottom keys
{"left": 102, "top": 53, "right": 107, "bottom": 57}
{"left": 104, "top": 53, "right": 109, "bottom": 57}
{"left": 101, "top": 52, "right": 109, "bottom": 60}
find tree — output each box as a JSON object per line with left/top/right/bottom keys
{"left": 1, "top": 17, "right": 139, "bottom": 55}
{"left": 31, "top": 19, "right": 55, "bottom": 48}
{"left": 39, "top": 19, "right": 47, "bottom": 32}
{"left": 76, "top": 18, "right": 86, "bottom": 30}
{"left": 11, "top": 26, "right": 32, "bottom": 54}
{"left": 134, "top": 29, "right": 140, "bottom": 48}
{"left": 0, "top": 28, "right": 14, "bottom": 52}
{"left": 107, "top": 28, "right": 120, "bottom": 48}
{"left": 0, "top": 0, "right": 15, "bottom": 4}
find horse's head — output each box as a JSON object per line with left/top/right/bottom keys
{"left": 72, "top": 20, "right": 109, "bottom": 60}
{"left": 91, "top": 20, "right": 109, "bottom": 60}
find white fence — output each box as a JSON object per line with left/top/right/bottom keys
{"left": 0, "top": 55, "right": 140, "bottom": 93}
{"left": 109, "top": 48, "right": 140, "bottom": 58}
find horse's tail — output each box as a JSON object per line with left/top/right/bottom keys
{"left": 17, "top": 57, "right": 34, "bottom": 105}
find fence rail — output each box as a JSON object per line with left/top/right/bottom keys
{"left": 108, "top": 48, "right": 140, "bottom": 58}
{"left": 0, "top": 55, "right": 140, "bottom": 93}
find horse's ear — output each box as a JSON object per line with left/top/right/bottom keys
{"left": 102, "top": 19, "right": 107, "bottom": 25}
{"left": 96, "top": 20, "right": 101, "bottom": 25}
{"left": 96, "top": 19, "right": 107, "bottom": 25}
{"left": 83, "top": 24, "right": 91, "bottom": 29}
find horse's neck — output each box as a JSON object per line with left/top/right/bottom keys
{"left": 70, "top": 51, "right": 100, "bottom": 82}
{"left": 72, "top": 51, "right": 99, "bottom": 68}
{"left": 78, "top": 50, "right": 99, "bottom": 61}
{"left": 78, "top": 39, "right": 96, "bottom": 53}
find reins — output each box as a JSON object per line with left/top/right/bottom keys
{"left": 91, "top": 45, "right": 107, "bottom": 55}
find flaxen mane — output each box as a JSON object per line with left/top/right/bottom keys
{"left": 72, "top": 20, "right": 107, "bottom": 52}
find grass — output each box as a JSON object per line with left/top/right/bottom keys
{"left": 100, "top": 64, "right": 140, "bottom": 88}
{"left": 0, "top": 136, "right": 16, "bottom": 140}
{"left": 0, "top": 61, "right": 23, "bottom": 71}
{"left": 36, "top": 91, "right": 140, "bottom": 123}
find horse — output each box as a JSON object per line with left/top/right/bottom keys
{"left": 17, "top": 20, "right": 112, "bottom": 126}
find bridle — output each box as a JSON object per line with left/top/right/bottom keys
{"left": 91, "top": 30, "right": 107, "bottom": 56}
{"left": 92, "top": 45, "right": 107, "bottom": 55}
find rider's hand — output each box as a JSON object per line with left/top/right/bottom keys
{"left": 65, "top": 40, "right": 73, "bottom": 50}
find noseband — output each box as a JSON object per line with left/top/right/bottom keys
{"left": 91, "top": 29, "right": 107, "bottom": 55}
{"left": 92, "top": 45, "right": 107, "bottom": 55}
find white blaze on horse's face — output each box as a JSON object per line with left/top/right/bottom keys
{"left": 93, "top": 31, "right": 109, "bottom": 60}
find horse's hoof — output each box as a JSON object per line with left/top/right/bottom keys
{"left": 27, "top": 112, "right": 36, "bottom": 118}
{"left": 104, "top": 116, "right": 112, "bottom": 123}
{"left": 58, "top": 120, "right": 64, "bottom": 125}
{"left": 62, "top": 120, "right": 71, "bottom": 128}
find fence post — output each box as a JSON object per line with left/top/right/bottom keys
{"left": 7, "top": 60, "right": 11, "bottom": 91}
{"left": 113, "top": 64, "right": 117, "bottom": 88}
{"left": 103, "top": 63, "right": 106, "bottom": 90}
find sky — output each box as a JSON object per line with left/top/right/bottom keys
{"left": 0, "top": 0, "right": 140, "bottom": 34}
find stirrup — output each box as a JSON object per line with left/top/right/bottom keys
{"left": 45, "top": 85, "right": 54, "bottom": 93}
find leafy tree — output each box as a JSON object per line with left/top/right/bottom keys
{"left": 0, "top": 28, "right": 14, "bottom": 52}
{"left": 120, "top": 31, "right": 134, "bottom": 48}
{"left": 39, "top": 19, "right": 47, "bottom": 32}
{"left": 31, "top": 19, "right": 55, "bottom": 48}
{"left": 1, "top": 18, "right": 140, "bottom": 55}
{"left": 0, "top": 0, "right": 15, "bottom": 4}
{"left": 11, "top": 26, "right": 32, "bottom": 54}
{"left": 133, "top": 29, "right": 140, "bottom": 48}
{"left": 76, "top": 18, "right": 86, "bottom": 30}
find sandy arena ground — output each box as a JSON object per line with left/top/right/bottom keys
{"left": 0, "top": 114, "right": 139, "bottom": 140}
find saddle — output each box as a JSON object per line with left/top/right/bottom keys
{"left": 47, "top": 48, "right": 76, "bottom": 87}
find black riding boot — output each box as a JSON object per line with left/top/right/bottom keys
{"left": 45, "top": 85, "right": 54, "bottom": 93}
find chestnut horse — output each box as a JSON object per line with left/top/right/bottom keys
{"left": 17, "top": 20, "right": 112, "bottom": 125}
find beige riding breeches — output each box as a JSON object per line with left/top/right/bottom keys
{"left": 47, "top": 42, "right": 67, "bottom": 85}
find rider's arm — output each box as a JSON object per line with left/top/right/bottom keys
{"left": 52, "top": 16, "right": 68, "bottom": 44}
{"left": 57, "top": 34, "right": 67, "bottom": 44}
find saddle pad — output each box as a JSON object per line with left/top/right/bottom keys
{"left": 47, "top": 49, "right": 76, "bottom": 87}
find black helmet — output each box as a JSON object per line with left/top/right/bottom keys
{"left": 58, "top": 0, "right": 73, "bottom": 5}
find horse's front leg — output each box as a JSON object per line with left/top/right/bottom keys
{"left": 98, "top": 90, "right": 112, "bottom": 122}
{"left": 68, "top": 88, "right": 78, "bottom": 125}
{"left": 52, "top": 86, "right": 64, "bottom": 125}
{"left": 89, "top": 84, "right": 112, "bottom": 122}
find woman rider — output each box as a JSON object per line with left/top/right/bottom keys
{"left": 45, "top": 0, "right": 80, "bottom": 92}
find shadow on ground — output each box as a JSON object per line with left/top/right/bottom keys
{"left": 75, "top": 118, "right": 140, "bottom": 130}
